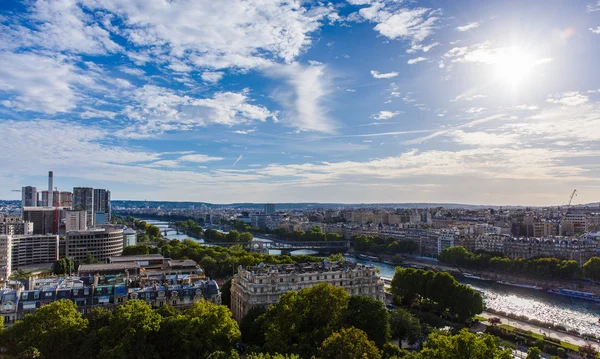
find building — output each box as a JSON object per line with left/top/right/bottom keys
{"left": 64, "top": 228, "right": 124, "bottom": 262}
{"left": 60, "top": 191, "right": 73, "bottom": 208}
{"left": 230, "top": 261, "right": 384, "bottom": 322}
{"left": 0, "top": 215, "right": 33, "bottom": 236}
{"left": 8, "top": 234, "right": 59, "bottom": 269}
{"left": 93, "top": 189, "right": 111, "bottom": 222}
{"left": 41, "top": 190, "right": 60, "bottom": 207}
{"left": 251, "top": 214, "right": 268, "bottom": 228}
{"left": 437, "top": 231, "right": 455, "bottom": 255}
{"left": 95, "top": 212, "right": 107, "bottom": 225}
{"left": 503, "top": 237, "right": 596, "bottom": 266}
{"left": 22, "top": 207, "right": 57, "bottom": 235}
{"left": 564, "top": 213, "right": 587, "bottom": 234}
{"left": 0, "top": 235, "right": 11, "bottom": 279}
{"left": 0, "top": 234, "right": 58, "bottom": 279}
{"left": 73, "top": 187, "right": 95, "bottom": 229}
{"left": 264, "top": 203, "right": 276, "bottom": 215}
{"left": 21, "top": 186, "right": 38, "bottom": 208}
{"left": 123, "top": 228, "right": 137, "bottom": 247}
{"left": 64, "top": 209, "right": 87, "bottom": 232}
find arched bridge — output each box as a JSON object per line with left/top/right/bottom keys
{"left": 203, "top": 240, "right": 350, "bottom": 252}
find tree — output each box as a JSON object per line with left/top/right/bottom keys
{"left": 526, "top": 347, "right": 541, "bottom": 359}
{"left": 226, "top": 230, "right": 241, "bottom": 242}
{"left": 246, "top": 354, "right": 300, "bottom": 359}
{"left": 416, "top": 329, "right": 513, "bottom": 359}
{"left": 345, "top": 296, "right": 390, "bottom": 347}
{"left": 156, "top": 300, "right": 241, "bottom": 358}
{"left": 583, "top": 257, "right": 600, "bottom": 281}
{"left": 241, "top": 306, "right": 267, "bottom": 347}
{"left": 488, "top": 317, "right": 501, "bottom": 326}
{"left": 319, "top": 327, "right": 381, "bottom": 359}
{"left": 97, "top": 300, "right": 162, "bottom": 358}
{"left": 221, "top": 278, "right": 232, "bottom": 308}
{"left": 263, "top": 283, "right": 350, "bottom": 358}
{"left": 81, "top": 253, "right": 99, "bottom": 265}
{"left": 1, "top": 300, "right": 88, "bottom": 359}
{"left": 438, "top": 246, "right": 472, "bottom": 266}
{"left": 579, "top": 343, "right": 598, "bottom": 358}
{"left": 389, "top": 308, "right": 422, "bottom": 345}
{"left": 123, "top": 244, "right": 150, "bottom": 256}
{"left": 240, "top": 232, "right": 254, "bottom": 242}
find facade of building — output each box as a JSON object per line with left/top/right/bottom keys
{"left": 0, "top": 234, "right": 58, "bottom": 279}
{"left": 437, "top": 231, "right": 455, "bottom": 255}
{"left": 264, "top": 203, "right": 276, "bottom": 215}
{"left": 21, "top": 186, "right": 38, "bottom": 208}
{"left": 230, "top": 261, "right": 384, "bottom": 322}
{"left": 93, "top": 189, "right": 111, "bottom": 222}
{"left": 64, "top": 228, "right": 124, "bottom": 262}
{"left": 41, "top": 190, "right": 60, "bottom": 207}
{"left": 22, "top": 207, "right": 57, "bottom": 235}
{"left": 123, "top": 228, "right": 137, "bottom": 247}
{"left": 60, "top": 191, "right": 73, "bottom": 208}
{"left": 64, "top": 209, "right": 87, "bottom": 232}
{"left": 0, "top": 215, "right": 33, "bottom": 236}
{"left": 73, "top": 187, "right": 95, "bottom": 229}
{"left": 503, "top": 237, "right": 596, "bottom": 266}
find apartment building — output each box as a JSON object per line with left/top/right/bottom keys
{"left": 230, "top": 261, "right": 384, "bottom": 321}
{"left": 64, "top": 228, "right": 124, "bottom": 262}
{"left": 0, "top": 234, "right": 59, "bottom": 279}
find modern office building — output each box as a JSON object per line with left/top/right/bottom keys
{"left": 264, "top": 203, "right": 276, "bottom": 215}
{"left": 0, "top": 215, "right": 33, "bottom": 236}
{"left": 21, "top": 186, "right": 38, "bottom": 208}
{"left": 64, "top": 209, "right": 87, "bottom": 232}
{"left": 73, "top": 187, "right": 95, "bottom": 229}
{"left": 230, "top": 261, "right": 384, "bottom": 322}
{"left": 0, "top": 234, "right": 58, "bottom": 279}
{"left": 22, "top": 207, "right": 57, "bottom": 235}
{"left": 64, "top": 228, "right": 124, "bottom": 262}
{"left": 60, "top": 191, "right": 73, "bottom": 208}
{"left": 93, "top": 189, "right": 111, "bottom": 223}
{"left": 41, "top": 190, "right": 60, "bottom": 207}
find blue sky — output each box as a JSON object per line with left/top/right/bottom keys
{"left": 1, "top": 0, "right": 600, "bottom": 205}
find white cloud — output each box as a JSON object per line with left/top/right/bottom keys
{"left": 590, "top": 27, "right": 600, "bottom": 34}
{"left": 587, "top": 1, "right": 600, "bottom": 12}
{"left": 406, "top": 42, "right": 439, "bottom": 54}
{"left": 145, "top": 160, "right": 182, "bottom": 168}
{"left": 201, "top": 71, "right": 225, "bottom": 83}
{"left": 77, "top": 0, "right": 335, "bottom": 70}
{"left": 232, "top": 129, "right": 256, "bottom": 135}
{"left": 450, "top": 130, "right": 517, "bottom": 146}
{"left": 232, "top": 154, "right": 244, "bottom": 167}
{"left": 121, "top": 85, "right": 277, "bottom": 137}
{"left": 407, "top": 57, "right": 427, "bottom": 64}
{"left": 455, "top": 22, "right": 479, "bottom": 32}
{"left": 178, "top": 154, "right": 224, "bottom": 163}
{"left": 516, "top": 105, "right": 538, "bottom": 111}
{"left": 546, "top": 91, "right": 589, "bottom": 106}
{"left": 267, "top": 62, "right": 334, "bottom": 133}
{"left": 371, "top": 110, "right": 401, "bottom": 120}
{"left": 465, "top": 107, "right": 486, "bottom": 114}
{"left": 452, "top": 94, "right": 487, "bottom": 102}
{"left": 0, "top": 52, "right": 82, "bottom": 113}
{"left": 353, "top": 2, "right": 440, "bottom": 43}
{"left": 371, "top": 70, "right": 399, "bottom": 79}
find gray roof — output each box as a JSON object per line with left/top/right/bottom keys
{"left": 78, "top": 262, "right": 140, "bottom": 272}
{"left": 109, "top": 254, "right": 164, "bottom": 263}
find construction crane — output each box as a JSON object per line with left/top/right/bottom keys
{"left": 559, "top": 189, "right": 577, "bottom": 235}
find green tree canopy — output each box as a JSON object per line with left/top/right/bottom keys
{"left": 123, "top": 244, "right": 151, "bottom": 256}
{"left": 584, "top": 257, "right": 600, "bottom": 281}
{"left": 344, "top": 295, "right": 390, "bottom": 347}
{"left": 318, "top": 327, "right": 381, "bottom": 359}
{"left": 389, "top": 308, "right": 422, "bottom": 345}
{"left": 226, "top": 230, "right": 241, "bottom": 242}
{"left": 1, "top": 300, "right": 88, "bottom": 359}
{"left": 414, "top": 329, "right": 512, "bottom": 359}
{"left": 262, "top": 283, "right": 350, "bottom": 358}
{"left": 240, "top": 232, "right": 254, "bottom": 242}
{"left": 241, "top": 306, "right": 267, "bottom": 347}
{"left": 526, "top": 346, "right": 541, "bottom": 359}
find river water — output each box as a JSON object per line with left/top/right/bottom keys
{"left": 346, "top": 257, "right": 600, "bottom": 336}
{"left": 137, "top": 219, "right": 600, "bottom": 336}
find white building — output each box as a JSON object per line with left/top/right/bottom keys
{"left": 230, "top": 261, "right": 384, "bottom": 322}
{"left": 65, "top": 228, "right": 124, "bottom": 262}
{"left": 65, "top": 209, "right": 87, "bottom": 232}
{"left": 437, "top": 231, "right": 456, "bottom": 255}
{"left": 0, "top": 234, "right": 59, "bottom": 278}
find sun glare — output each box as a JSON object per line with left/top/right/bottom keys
{"left": 492, "top": 47, "right": 535, "bottom": 88}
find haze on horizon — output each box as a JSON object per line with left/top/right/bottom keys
{"left": 1, "top": 0, "right": 599, "bottom": 206}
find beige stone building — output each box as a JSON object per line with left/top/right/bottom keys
{"left": 230, "top": 261, "right": 384, "bottom": 322}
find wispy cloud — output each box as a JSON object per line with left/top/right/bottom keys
{"left": 546, "top": 91, "right": 589, "bottom": 106}
{"left": 590, "top": 26, "right": 600, "bottom": 34}
{"left": 371, "top": 70, "right": 399, "bottom": 79}
{"left": 407, "top": 57, "right": 427, "bottom": 65}
{"left": 455, "top": 22, "right": 479, "bottom": 32}
{"left": 371, "top": 110, "right": 402, "bottom": 120}
{"left": 232, "top": 155, "right": 244, "bottom": 167}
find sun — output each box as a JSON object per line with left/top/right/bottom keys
{"left": 492, "top": 47, "right": 535, "bottom": 88}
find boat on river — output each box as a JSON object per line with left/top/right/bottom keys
{"left": 547, "top": 288, "right": 600, "bottom": 302}
{"left": 462, "top": 273, "right": 492, "bottom": 281}
{"left": 496, "top": 280, "right": 543, "bottom": 290}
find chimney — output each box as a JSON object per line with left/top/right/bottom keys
{"left": 48, "top": 171, "right": 54, "bottom": 207}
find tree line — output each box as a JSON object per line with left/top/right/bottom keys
{"left": 438, "top": 246, "right": 581, "bottom": 280}
{"left": 354, "top": 235, "right": 418, "bottom": 255}
{"left": 205, "top": 228, "right": 254, "bottom": 243}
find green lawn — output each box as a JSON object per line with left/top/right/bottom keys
{"left": 496, "top": 324, "right": 580, "bottom": 353}
{"left": 474, "top": 315, "right": 487, "bottom": 322}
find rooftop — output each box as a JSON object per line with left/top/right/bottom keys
{"left": 241, "top": 260, "right": 376, "bottom": 276}
{"left": 109, "top": 254, "right": 164, "bottom": 263}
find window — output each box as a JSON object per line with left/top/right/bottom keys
{"left": 309, "top": 276, "right": 312, "bottom": 280}
{"left": 301, "top": 277, "right": 304, "bottom": 281}
{"left": 173, "top": 300, "right": 177, "bottom": 306}
{"left": 259, "top": 279, "right": 262, "bottom": 284}
{"left": 280, "top": 278, "right": 283, "bottom": 282}
{"left": 254, "top": 288, "right": 257, "bottom": 293}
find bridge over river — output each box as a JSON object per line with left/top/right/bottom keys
{"left": 204, "top": 240, "right": 350, "bottom": 253}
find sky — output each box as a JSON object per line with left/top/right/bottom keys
{"left": 1, "top": 0, "right": 600, "bottom": 206}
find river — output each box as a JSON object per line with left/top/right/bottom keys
{"left": 137, "top": 219, "right": 600, "bottom": 336}
{"left": 346, "top": 256, "right": 600, "bottom": 337}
